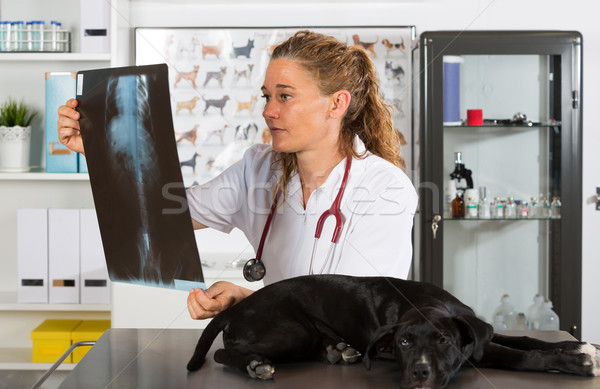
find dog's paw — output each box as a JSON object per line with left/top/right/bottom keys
{"left": 326, "top": 342, "right": 361, "bottom": 365}
{"left": 578, "top": 343, "right": 600, "bottom": 358}
{"left": 247, "top": 360, "right": 275, "bottom": 380}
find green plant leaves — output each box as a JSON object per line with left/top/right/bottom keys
{"left": 0, "top": 98, "right": 38, "bottom": 127}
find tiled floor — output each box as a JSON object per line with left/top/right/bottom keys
{"left": 0, "top": 370, "right": 68, "bottom": 389}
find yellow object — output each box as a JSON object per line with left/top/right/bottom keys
{"left": 31, "top": 320, "right": 82, "bottom": 363}
{"left": 71, "top": 320, "right": 111, "bottom": 363}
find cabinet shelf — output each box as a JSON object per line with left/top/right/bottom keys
{"left": 444, "top": 122, "right": 561, "bottom": 129}
{"left": 0, "top": 171, "right": 89, "bottom": 181}
{"left": 0, "top": 292, "right": 110, "bottom": 312}
{"left": 445, "top": 217, "right": 559, "bottom": 221}
{"left": 0, "top": 52, "right": 110, "bottom": 62}
{"left": 0, "top": 348, "right": 75, "bottom": 370}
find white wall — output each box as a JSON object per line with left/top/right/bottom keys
{"left": 121, "top": 0, "right": 600, "bottom": 341}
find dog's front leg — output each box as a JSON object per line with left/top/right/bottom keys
{"left": 474, "top": 342, "right": 600, "bottom": 376}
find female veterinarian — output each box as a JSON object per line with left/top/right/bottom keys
{"left": 57, "top": 30, "right": 418, "bottom": 320}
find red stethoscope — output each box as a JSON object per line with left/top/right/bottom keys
{"left": 243, "top": 154, "right": 352, "bottom": 282}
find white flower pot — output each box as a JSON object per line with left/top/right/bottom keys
{"left": 0, "top": 125, "right": 32, "bottom": 172}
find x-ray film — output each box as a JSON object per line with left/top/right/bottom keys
{"left": 76, "top": 64, "right": 205, "bottom": 291}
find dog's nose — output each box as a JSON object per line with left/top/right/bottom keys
{"left": 411, "top": 362, "right": 431, "bottom": 381}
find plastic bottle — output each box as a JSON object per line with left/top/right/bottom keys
{"left": 465, "top": 197, "right": 478, "bottom": 219}
{"left": 551, "top": 196, "right": 562, "bottom": 219}
{"left": 505, "top": 197, "right": 517, "bottom": 219}
{"left": 478, "top": 186, "right": 491, "bottom": 219}
{"left": 526, "top": 293, "right": 544, "bottom": 330}
{"left": 538, "top": 299, "right": 560, "bottom": 331}
{"left": 492, "top": 313, "right": 508, "bottom": 331}
{"left": 493, "top": 294, "right": 516, "bottom": 329}
{"left": 444, "top": 180, "right": 456, "bottom": 219}
{"left": 512, "top": 313, "right": 529, "bottom": 330}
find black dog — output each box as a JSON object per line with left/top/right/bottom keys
{"left": 231, "top": 39, "right": 255, "bottom": 59}
{"left": 187, "top": 275, "right": 599, "bottom": 388}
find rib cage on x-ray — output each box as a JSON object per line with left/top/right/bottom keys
{"left": 104, "top": 74, "right": 169, "bottom": 284}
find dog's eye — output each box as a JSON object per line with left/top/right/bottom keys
{"left": 400, "top": 338, "right": 410, "bottom": 347}
{"left": 438, "top": 336, "right": 448, "bottom": 344}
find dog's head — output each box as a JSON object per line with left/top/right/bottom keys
{"left": 364, "top": 307, "right": 493, "bottom": 389}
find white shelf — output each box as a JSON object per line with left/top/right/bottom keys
{"left": 0, "top": 348, "right": 76, "bottom": 370}
{"left": 0, "top": 172, "right": 89, "bottom": 181}
{"left": 0, "top": 292, "right": 110, "bottom": 312}
{"left": 0, "top": 52, "right": 111, "bottom": 62}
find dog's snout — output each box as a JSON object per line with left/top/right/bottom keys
{"left": 411, "top": 362, "right": 432, "bottom": 381}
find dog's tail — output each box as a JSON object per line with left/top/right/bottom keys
{"left": 187, "top": 314, "right": 228, "bottom": 371}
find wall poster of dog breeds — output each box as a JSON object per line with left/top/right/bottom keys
{"left": 135, "top": 26, "right": 416, "bottom": 188}
{"left": 76, "top": 64, "right": 205, "bottom": 291}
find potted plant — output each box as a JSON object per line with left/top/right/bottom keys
{"left": 0, "top": 98, "right": 38, "bottom": 172}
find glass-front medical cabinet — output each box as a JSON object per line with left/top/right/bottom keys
{"left": 418, "top": 31, "right": 582, "bottom": 337}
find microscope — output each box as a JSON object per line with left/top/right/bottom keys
{"left": 450, "top": 152, "right": 473, "bottom": 190}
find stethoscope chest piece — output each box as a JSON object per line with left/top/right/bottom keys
{"left": 243, "top": 258, "right": 266, "bottom": 282}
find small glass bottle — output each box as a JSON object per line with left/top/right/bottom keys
{"left": 505, "top": 197, "right": 517, "bottom": 219}
{"left": 540, "top": 196, "right": 551, "bottom": 218}
{"left": 518, "top": 201, "right": 529, "bottom": 218}
{"left": 528, "top": 197, "right": 538, "bottom": 218}
{"left": 478, "top": 186, "right": 490, "bottom": 219}
{"left": 492, "top": 196, "right": 504, "bottom": 219}
{"left": 452, "top": 192, "right": 465, "bottom": 218}
{"left": 465, "top": 197, "right": 478, "bottom": 219}
{"left": 550, "top": 196, "right": 562, "bottom": 219}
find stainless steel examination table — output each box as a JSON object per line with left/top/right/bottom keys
{"left": 57, "top": 328, "right": 600, "bottom": 388}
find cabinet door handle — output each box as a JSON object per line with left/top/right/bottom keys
{"left": 432, "top": 215, "right": 442, "bottom": 239}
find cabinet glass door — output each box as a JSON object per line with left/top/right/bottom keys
{"left": 419, "top": 31, "right": 582, "bottom": 337}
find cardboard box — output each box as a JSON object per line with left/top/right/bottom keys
{"left": 48, "top": 209, "right": 80, "bottom": 303}
{"left": 17, "top": 209, "right": 49, "bottom": 303}
{"left": 71, "top": 320, "right": 111, "bottom": 363}
{"left": 31, "top": 320, "right": 82, "bottom": 363}
{"left": 45, "top": 72, "right": 77, "bottom": 173}
{"left": 80, "top": 209, "right": 110, "bottom": 304}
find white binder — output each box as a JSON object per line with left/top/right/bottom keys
{"left": 17, "top": 209, "right": 48, "bottom": 303}
{"left": 48, "top": 209, "right": 80, "bottom": 303}
{"left": 80, "top": 209, "right": 110, "bottom": 304}
{"left": 80, "top": 0, "right": 110, "bottom": 53}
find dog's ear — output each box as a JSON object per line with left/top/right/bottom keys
{"left": 452, "top": 315, "right": 493, "bottom": 361}
{"left": 363, "top": 324, "right": 400, "bottom": 370}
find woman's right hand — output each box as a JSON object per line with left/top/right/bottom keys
{"left": 57, "top": 98, "right": 85, "bottom": 155}
{"left": 187, "top": 281, "right": 253, "bottom": 320}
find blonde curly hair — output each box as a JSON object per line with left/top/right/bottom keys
{"left": 269, "top": 30, "right": 406, "bottom": 201}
